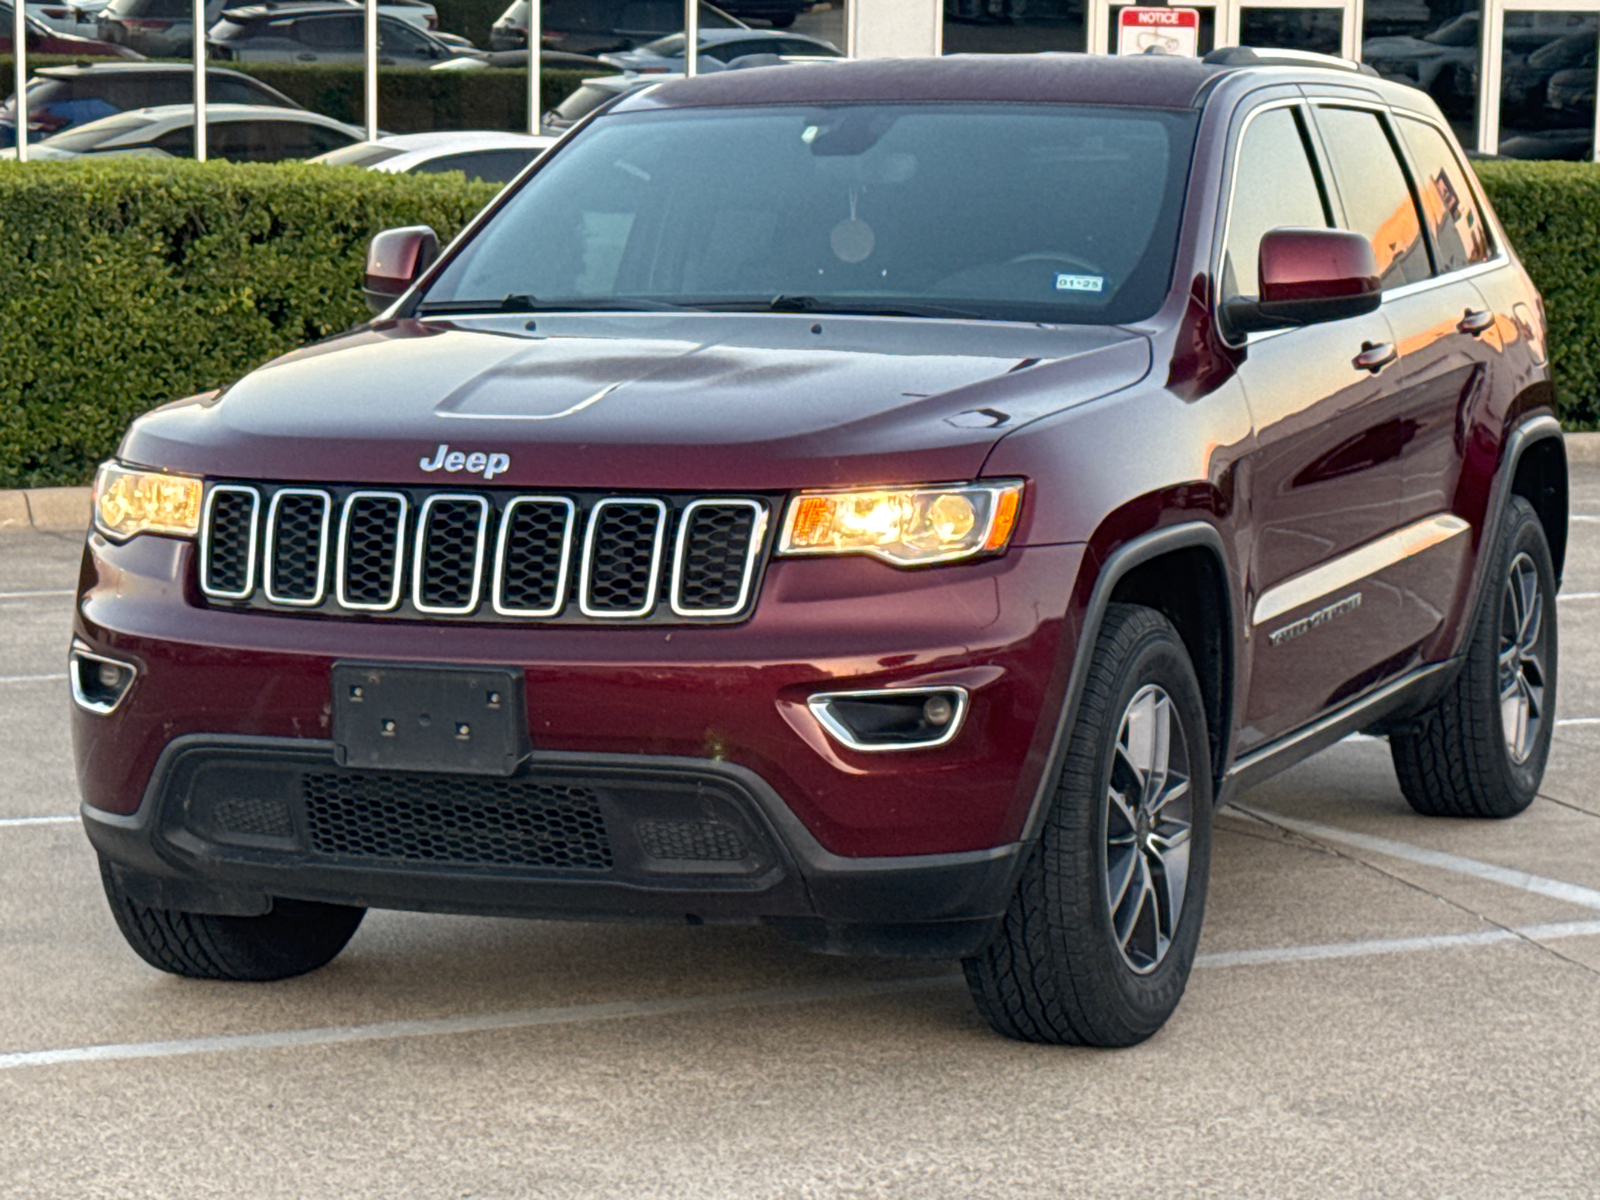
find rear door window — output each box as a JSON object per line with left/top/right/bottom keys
{"left": 1395, "top": 116, "right": 1493, "bottom": 273}
{"left": 413, "top": 148, "right": 539, "bottom": 182}
{"left": 1313, "top": 106, "right": 1431, "bottom": 291}
{"left": 295, "top": 14, "right": 361, "bottom": 50}
{"left": 1220, "top": 105, "right": 1330, "bottom": 303}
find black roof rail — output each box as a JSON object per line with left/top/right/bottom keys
{"left": 1202, "top": 46, "right": 1380, "bottom": 77}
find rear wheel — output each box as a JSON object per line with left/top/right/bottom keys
{"left": 100, "top": 858, "right": 365, "bottom": 981}
{"left": 1390, "top": 497, "right": 1557, "bottom": 819}
{"left": 963, "top": 604, "right": 1213, "bottom": 1047}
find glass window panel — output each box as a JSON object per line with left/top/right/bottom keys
{"left": 1396, "top": 115, "right": 1492, "bottom": 270}
{"left": 1315, "top": 106, "right": 1431, "bottom": 289}
{"left": 1361, "top": 0, "right": 1480, "bottom": 147}
{"left": 1496, "top": 11, "right": 1598, "bottom": 160}
{"left": 1238, "top": 7, "right": 1344, "bottom": 55}
{"left": 1221, "top": 107, "right": 1329, "bottom": 301}
{"left": 944, "top": 0, "right": 1085, "bottom": 55}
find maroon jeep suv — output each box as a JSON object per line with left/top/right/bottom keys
{"left": 73, "top": 50, "right": 1567, "bottom": 1046}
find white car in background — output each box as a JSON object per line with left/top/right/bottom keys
{"left": 3, "top": 102, "right": 362, "bottom": 160}
{"left": 25, "top": 0, "right": 108, "bottom": 37}
{"left": 599, "top": 28, "right": 840, "bottom": 73}
{"left": 311, "top": 130, "right": 552, "bottom": 183}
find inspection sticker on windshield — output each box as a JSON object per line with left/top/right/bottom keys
{"left": 1055, "top": 273, "right": 1105, "bottom": 294}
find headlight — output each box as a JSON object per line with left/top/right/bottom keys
{"left": 92, "top": 461, "right": 202, "bottom": 542}
{"left": 778, "top": 481, "right": 1023, "bottom": 566}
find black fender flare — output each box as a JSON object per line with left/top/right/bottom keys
{"left": 1017, "top": 520, "right": 1232, "bottom": 844}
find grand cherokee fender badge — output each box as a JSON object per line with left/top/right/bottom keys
{"left": 419, "top": 444, "right": 511, "bottom": 480}
{"left": 1269, "top": 593, "right": 1362, "bottom": 647}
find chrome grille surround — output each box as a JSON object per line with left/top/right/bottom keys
{"left": 412, "top": 493, "right": 491, "bottom": 616}
{"left": 578, "top": 497, "right": 668, "bottom": 619}
{"left": 198, "top": 484, "right": 260, "bottom": 600}
{"left": 491, "top": 496, "right": 576, "bottom": 618}
{"left": 335, "top": 491, "right": 409, "bottom": 612}
{"left": 670, "top": 498, "right": 769, "bottom": 618}
{"left": 263, "top": 488, "right": 331, "bottom": 607}
{"left": 199, "top": 483, "right": 771, "bottom": 625}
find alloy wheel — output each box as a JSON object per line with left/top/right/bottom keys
{"left": 1104, "top": 684, "right": 1194, "bottom": 974}
{"left": 1498, "top": 551, "right": 1547, "bottom": 765}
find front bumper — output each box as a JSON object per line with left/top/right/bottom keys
{"left": 85, "top": 736, "right": 1025, "bottom": 957}
{"left": 73, "top": 533, "right": 1084, "bottom": 953}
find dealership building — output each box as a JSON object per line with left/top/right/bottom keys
{"left": 850, "top": 0, "right": 1600, "bottom": 159}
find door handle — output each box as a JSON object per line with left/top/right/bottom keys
{"left": 1353, "top": 341, "right": 1398, "bottom": 373}
{"left": 1458, "top": 309, "right": 1495, "bottom": 336}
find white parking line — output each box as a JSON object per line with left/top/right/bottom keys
{"left": 5, "top": 916, "right": 1600, "bottom": 1073}
{"left": 0, "top": 815, "right": 76, "bottom": 828}
{"left": 0, "top": 673, "right": 65, "bottom": 686}
{"left": 0, "top": 589, "right": 73, "bottom": 600}
{"left": 1229, "top": 805, "right": 1600, "bottom": 910}
{"left": 1572, "top": 515, "right": 1600, "bottom": 523}
{"left": 1195, "top": 918, "right": 1600, "bottom": 968}
{"left": 1558, "top": 592, "right": 1600, "bottom": 601}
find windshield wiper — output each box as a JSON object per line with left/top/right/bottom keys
{"left": 692, "top": 295, "right": 995, "bottom": 320}
{"left": 414, "top": 294, "right": 699, "bottom": 315}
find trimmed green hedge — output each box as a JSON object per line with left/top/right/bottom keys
{"left": 1476, "top": 161, "right": 1600, "bottom": 432}
{"left": 2, "top": 58, "right": 605, "bottom": 134}
{"left": 0, "top": 159, "right": 497, "bottom": 488}
{"left": 0, "top": 158, "right": 1595, "bottom": 489}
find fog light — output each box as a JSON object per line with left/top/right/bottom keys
{"left": 808, "top": 686, "right": 969, "bottom": 753}
{"left": 69, "top": 642, "right": 137, "bottom": 715}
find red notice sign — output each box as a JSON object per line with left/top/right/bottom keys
{"left": 1117, "top": 7, "right": 1201, "bottom": 57}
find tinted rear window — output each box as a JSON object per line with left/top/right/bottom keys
{"left": 424, "top": 104, "right": 1198, "bottom": 325}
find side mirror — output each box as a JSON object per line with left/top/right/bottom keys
{"left": 363, "top": 225, "right": 439, "bottom": 314}
{"left": 1224, "top": 227, "right": 1381, "bottom": 335}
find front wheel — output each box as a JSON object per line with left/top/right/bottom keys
{"left": 963, "top": 604, "right": 1213, "bottom": 1047}
{"left": 100, "top": 858, "right": 366, "bottom": 981}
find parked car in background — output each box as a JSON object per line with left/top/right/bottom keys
{"left": 538, "top": 70, "right": 663, "bottom": 133}
{"left": 1, "top": 62, "right": 298, "bottom": 148}
{"left": 25, "top": 0, "right": 109, "bottom": 36}
{"left": 5, "top": 102, "right": 361, "bottom": 160}
{"left": 712, "top": 0, "right": 810, "bottom": 28}
{"left": 488, "top": 0, "right": 744, "bottom": 55}
{"left": 1, "top": 0, "right": 140, "bottom": 56}
{"left": 429, "top": 47, "right": 611, "bottom": 71}
{"left": 207, "top": 4, "right": 483, "bottom": 64}
{"left": 312, "top": 130, "right": 553, "bottom": 182}
{"left": 599, "top": 28, "right": 838, "bottom": 72}
{"left": 1544, "top": 56, "right": 1597, "bottom": 119}
{"left": 95, "top": 0, "right": 227, "bottom": 57}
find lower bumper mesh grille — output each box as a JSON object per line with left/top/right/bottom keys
{"left": 302, "top": 772, "right": 613, "bottom": 870}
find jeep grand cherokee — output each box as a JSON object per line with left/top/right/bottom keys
{"left": 73, "top": 50, "right": 1567, "bottom": 1046}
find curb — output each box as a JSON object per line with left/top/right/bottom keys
{"left": 0, "top": 486, "right": 91, "bottom": 532}
{"left": 1, "top": 431, "right": 1597, "bottom": 531}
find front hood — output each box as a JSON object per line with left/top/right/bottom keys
{"left": 122, "top": 312, "right": 1151, "bottom": 490}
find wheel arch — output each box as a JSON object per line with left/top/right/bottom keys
{"left": 1019, "top": 520, "right": 1235, "bottom": 843}
{"left": 1507, "top": 425, "right": 1568, "bottom": 585}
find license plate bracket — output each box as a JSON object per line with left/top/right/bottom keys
{"left": 331, "top": 662, "right": 529, "bottom": 776}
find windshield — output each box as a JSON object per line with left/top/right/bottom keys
{"left": 38, "top": 111, "right": 158, "bottom": 150}
{"left": 551, "top": 81, "right": 627, "bottom": 122}
{"left": 421, "top": 104, "right": 1197, "bottom": 325}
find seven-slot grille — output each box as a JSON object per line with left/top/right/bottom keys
{"left": 199, "top": 485, "right": 770, "bottom": 624}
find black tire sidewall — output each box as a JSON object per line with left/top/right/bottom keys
{"left": 1480, "top": 498, "right": 1559, "bottom": 804}
{"left": 1049, "top": 609, "right": 1214, "bottom": 1037}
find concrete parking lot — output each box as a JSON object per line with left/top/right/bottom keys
{"left": 2, "top": 468, "right": 1598, "bottom": 1198}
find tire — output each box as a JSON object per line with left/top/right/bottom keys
{"left": 963, "top": 603, "right": 1214, "bottom": 1047}
{"left": 100, "top": 858, "right": 365, "bottom": 982}
{"left": 1389, "top": 496, "right": 1558, "bottom": 819}
{"left": 767, "top": 12, "right": 797, "bottom": 26}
